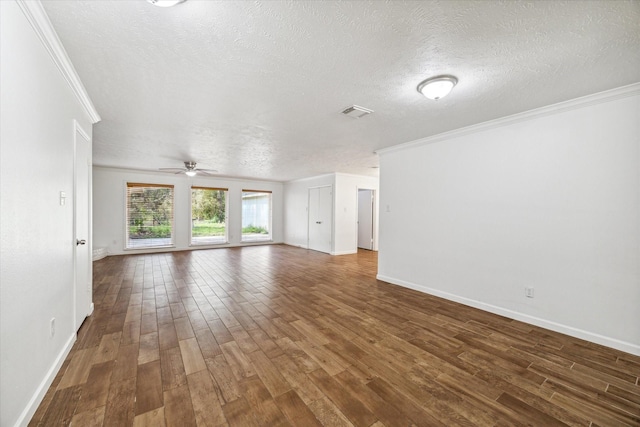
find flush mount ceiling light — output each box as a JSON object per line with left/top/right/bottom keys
{"left": 147, "top": 0, "right": 186, "bottom": 7}
{"left": 417, "top": 75, "right": 458, "bottom": 100}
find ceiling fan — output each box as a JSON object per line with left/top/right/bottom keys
{"left": 159, "top": 161, "right": 217, "bottom": 177}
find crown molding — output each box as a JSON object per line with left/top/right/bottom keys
{"left": 285, "top": 173, "right": 336, "bottom": 184}
{"left": 17, "top": 0, "right": 101, "bottom": 124}
{"left": 334, "top": 172, "right": 379, "bottom": 180}
{"left": 377, "top": 83, "right": 640, "bottom": 156}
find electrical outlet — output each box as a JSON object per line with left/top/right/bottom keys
{"left": 525, "top": 287, "right": 534, "bottom": 298}
{"left": 50, "top": 318, "right": 56, "bottom": 337}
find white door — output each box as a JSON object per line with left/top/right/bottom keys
{"left": 308, "top": 186, "right": 332, "bottom": 254}
{"left": 357, "top": 189, "right": 374, "bottom": 250}
{"left": 74, "top": 124, "right": 91, "bottom": 331}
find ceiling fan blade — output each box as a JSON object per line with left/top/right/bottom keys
{"left": 196, "top": 169, "right": 218, "bottom": 175}
{"left": 159, "top": 164, "right": 216, "bottom": 176}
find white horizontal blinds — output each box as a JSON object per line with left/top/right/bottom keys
{"left": 241, "top": 189, "right": 272, "bottom": 242}
{"left": 242, "top": 189, "right": 272, "bottom": 194}
{"left": 126, "top": 183, "right": 174, "bottom": 248}
{"left": 191, "top": 186, "right": 228, "bottom": 245}
{"left": 127, "top": 183, "right": 175, "bottom": 189}
{"left": 191, "top": 186, "right": 228, "bottom": 191}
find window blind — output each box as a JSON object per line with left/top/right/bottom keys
{"left": 126, "top": 183, "right": 174, "bottom": 248}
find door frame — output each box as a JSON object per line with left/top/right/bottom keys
{"left": 356, "top": 187, "right": 376, "bottom": 251}
{"left": 73, "top": 120, "right": 93, "bottom": 332}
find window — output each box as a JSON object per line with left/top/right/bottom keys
{"left": 191, "top": 186, "right": 228, "bottom": 245}
{"left": 241, "top": 190, "right": 272, "bottom": 242}
{"left": 126, "top": 183, "right": 174, "bottom": 249}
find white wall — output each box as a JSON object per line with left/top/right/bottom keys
{"left": 334, "top": 173, "right": 379, "bottom": 254}
{"left": 0, "top": 2, "right": 96, "bottom": 425}
{"left": 377, "top": 86, "right": 640, "bottom": 355}
{"left": 93, "top": 167, "right": 284, "bottom": 255}
{"left": 284, "top": 173, "right": 379, "bottom": 255}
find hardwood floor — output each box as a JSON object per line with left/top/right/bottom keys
{"left": 30, "top": 245, "right": 640, "bottom": 426}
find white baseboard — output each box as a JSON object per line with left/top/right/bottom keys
{"left": 376, "top": 274, "right": 640, "bottom": 357}
{"left": 284, "top": 242, "right": 357, "bottom": 256}
{"left": 88, "top": 302, "right": 94, "bottom": 316}
{"left": 92, "top": 247, "right": 107, "bottom": 261}
{"left": 14, "top": 333, "right": 76, "bottom": 427}
{"left": 284, "top": 242, "right": 308, "bottom": 249}
{"left": 331, "top": 250, "right": 358, "bottom": 256}
{"left": 109, "top": 240, "right": 285, "bottom": 256}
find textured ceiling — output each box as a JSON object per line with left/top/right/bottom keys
{"left": 42, "top": 0, "right": 640, "bottom": 182}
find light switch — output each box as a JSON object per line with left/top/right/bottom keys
{"left": 59, "top": 191, "right": 66, "bottom": 206}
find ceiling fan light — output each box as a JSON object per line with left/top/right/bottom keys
{"left": 417, "top": 75, "right": 458, "bottom": 100}
{"left": 147, "top": 0, "right": 186, "bottom": 7}
{"left": 185, "top": 170, "right": 197, "bottom": 177}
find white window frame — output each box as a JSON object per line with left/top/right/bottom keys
{"left": 124, "top": 182, "right": 175, "bottom": 250}
{"left": 190, "top": 186, "right": 229, "bottom": 246}
{"left": 241, "top": 189, "right": 273, "bottom": 243}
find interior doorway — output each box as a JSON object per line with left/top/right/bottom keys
{"left": 308, "top": 185, "right": 332, "bottom": 254}
{"left": 357, "top": 189, "right": 374, "bottom": 250}
{"left": 74, "top": 122, "right": 92, "bottom": 331}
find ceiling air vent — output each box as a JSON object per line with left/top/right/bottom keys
{"left": 341, "top": 105, "right": 373, "bottom": 118}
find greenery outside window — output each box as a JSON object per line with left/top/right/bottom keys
{"left": 241, "top": 190, "right": 272, "bottom": 242}
{"left": 191, "top": 186, "right": 228, "bottom": 245}
{"left": 126, "top": 183, "right": 174, "bottom": 249}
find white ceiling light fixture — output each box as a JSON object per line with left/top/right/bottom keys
{"left": 147, "top": 0, "right": 186, "bottom": 7}
{"left": 417, "top": 75, "right": 458, "bottom": 100}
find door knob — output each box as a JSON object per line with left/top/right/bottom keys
{"left": 76, "top": 239, "right": 86, "bottom": 246}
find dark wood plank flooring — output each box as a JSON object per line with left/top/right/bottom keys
{"left": 30, "top": 245, "right": 640, "bottom": 426}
